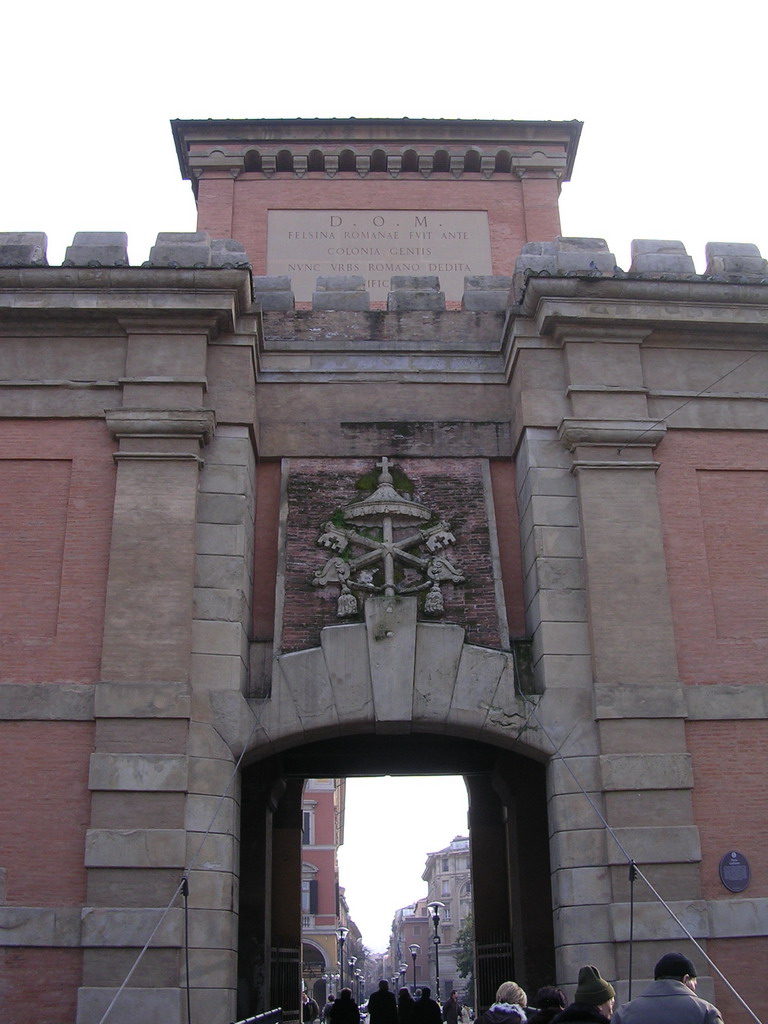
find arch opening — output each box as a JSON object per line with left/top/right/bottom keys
{"left": 236, "top": 732, "right": 554, "bottom": 1022}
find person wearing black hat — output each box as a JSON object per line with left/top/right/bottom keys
{"left": 611, "top": 952, "right": 724, "bottom": 1024}
{"left": 551, "top": 966, "right": 615, "bottom": 1024}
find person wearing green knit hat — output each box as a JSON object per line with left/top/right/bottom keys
{"left": 551, "top": 966, "right": 615, "bottom": 1024}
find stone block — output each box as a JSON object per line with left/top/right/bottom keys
{"left": 390, "top": 275, "right": 440, "bottom": 291}
{"left": 183, "top": 947, "right": 238, "bottom": 987}
{"left": 190, "top": 652, "right": 248, "bottom": 690}
{"left": 253, "top": 276, "right": 295, "bottom": 310}
{"left": 186, "top": 868, "right": 237, "bottom": 912}
{"left": 705, "top": 241, "right": 768, "bottom": 277}
{"left": 547, "top": 754, "right": 602, "bottom": 798}
{"left": 600, "top": 752, "right": 693, "bottom": 791}
{"left": 413, "top": 622, "right": 465, "bottom": 725}
{"left": 186, "top": 834, "right": 236, "bottom": 879}
{"left": 147, "top": 231, "right": 212, "bottom": 268}
{"left": 606, "top": 825, "right": 701, "bottom": 864}
{"left": 64, "top": 231, "right": 129, "bottom": 267}
{"left": 594, "top": 685, "right": 687, "bottom": 720}
{"left": 609, "top": 899, "right": 708, "bottom": 941}
{"left": 320, "top": 622, "right": 374, "bottom": 720}
{"left": 0, "top": 906, "right": 81, "bottom": 946}
{"left": 556, "top": 903, "right": 612, "bottom": 944}
{"left": 77, "top": 987, "right": 183, "bottom": 1024}
{"left": 630, "top": 239, "right": 695, "bottom": 276}
{"left": 193, "top": 587, "right": 249, "bottom": 623}
{"left": 549, "top": 827, "right": 608, "bottom": 871}
{"left": 187, "top": 755, "right": 239, "bottom": 797}
{"left": 387, "top": 289, "right": 446, "bottom": 311}
{"left": 197, "top": 492, "right": 249, "bottom": 526}
{"left": 315, "top": 274, "right": 367, "bottom": 291}
{"left": 94, "top": 682, "right": 190, "bottom": 719}
{"left": 551, "top": 866, "right": 612, "bottom": 907}
{"left": 312, "top": 289, "right": 370, "bottom": 311}
{"left": 81, "top": 907, "right": 183, "bottom": 946}
{"left": 84, "top": 829, "right": 186, "bottom": 868}
{"left": 185, "top": 793, "right": 237, "bottom": 835}
{"left": 0, "top": 682, "right": 94, "bottom": 720}
{"left": 452, "top": 646, "right": 509, "bottom": 734}
{"left": 0, "top": 231, "right": 48, "bottom": 266}
{"left": 366, "top": 596, "right": 417, "bottom": 725}
{"left": 89, "top": 753, "right": 188, "bottom": 792}
{"left": 192, "top": 619, "right": 247, "bottom": 658}
{"left": 210, "top": 238, "right": 250, "bottom": 268}
{"left": 278, "top": 645, "right": 341, "bottom": 731}
{"left": 707, "top": 896, "right": 768, "bottom": 937}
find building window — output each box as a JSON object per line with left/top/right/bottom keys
{"left": 301, "top": 878, "right": 319, "bottom": 914}
{"left": 302, "top": 810, "right": 314, "bottom": 845}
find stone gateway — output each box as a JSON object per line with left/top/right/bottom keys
{"left": 0, "top": 118, "right": 766, "bottom": 1024}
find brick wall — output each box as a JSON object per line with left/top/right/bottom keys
{"left": 1, "top": 948, "right": 83, "bottom": 1024}
{"left": 280, "top": 458, "right": 509, "bottom": 653}
{"left": 655, "top": 430, "right": 768, "bottom": 685}
{"left": 196, "top": 173, "right": 562, "bottom": 279}
{"left": 0, "top": 420, "right": 116, "bottom": 684}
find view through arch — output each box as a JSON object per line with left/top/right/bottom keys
{"left": 237, "top": 734, "right": 555, "bottom": 1022}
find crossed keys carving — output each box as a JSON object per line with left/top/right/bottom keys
{"left": 312, "top": 457, "right": 465, "bottom": 617}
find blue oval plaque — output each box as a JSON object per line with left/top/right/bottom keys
{"left": 719, "top": 850, "right": 750, "bottom": 893}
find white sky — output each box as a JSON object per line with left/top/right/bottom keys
{"left": 338, "top": 776, "right": 469, "bottom": 953}
{"left": 4, "top": 0, "right": 766, "bottom": 955}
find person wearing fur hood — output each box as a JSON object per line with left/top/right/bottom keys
{"left": 478, "top": 982, "right": 529, "bottom": 1024}
{"left": 551, "top": 966, "right": 615, "bottom": 1024}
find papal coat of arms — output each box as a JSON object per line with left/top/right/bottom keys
{"left": 312, "top": 457, "right": 465, "bottom": 617}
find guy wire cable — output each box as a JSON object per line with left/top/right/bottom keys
{"left": 517, "top": 690, "right": 762, "bottom": 1024}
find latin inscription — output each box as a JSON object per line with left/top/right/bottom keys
{"left": 268, "top": 210, "right": 492, "bottom": 302}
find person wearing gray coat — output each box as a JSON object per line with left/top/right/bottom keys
{"left": 611, "top": 953, "right": 724, "bottom": 1024}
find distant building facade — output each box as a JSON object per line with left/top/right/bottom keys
{"left": 1, "top": 116, "right": 767, "bottom": 1024}
{"left": 422, "top": 836, "right": 472, "bottom": 1000}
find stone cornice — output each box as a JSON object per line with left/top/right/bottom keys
{"left": 171, "top": 116, "right": 581, "bottom": 188}
{"left": 105, "top": 408, "right": 216, "bottom": 445}
{"left": 559, "top": 417, "right": 666, "bottom": 451}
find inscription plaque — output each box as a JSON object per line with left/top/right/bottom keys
{"left": 719, "top": 850, "right": 750, "bottom": 893}
{"left": 267, "top": 209, "right": 492, "bottom": 303}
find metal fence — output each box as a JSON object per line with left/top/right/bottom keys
{"left": 230, "top": 1008, "right": 283, "bottom": 1024}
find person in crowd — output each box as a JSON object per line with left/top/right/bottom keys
{"left": 611, "top": 952, "right": 724, "bottom": 1024}
{"left": 330, "top": 989, "right": 361, "bottom": 1024}
{"left": 476, "top": 981, "right": 528, "bottom": 1024}
{"left": 399, "top": 986, "right": 416, "bottom": 1024}
{"left": 551, "top": 966, "right": 614, "bottom": 1024}
{"left": 303, "top": 991, "right": 321, "bottom": 1023}
{"left": 443, "top": 990, "right": 461, "bottom": 1024}
{"left": 527, "top": 988, "right": 566, "bottom": 1024}
{"left": 368, "top": 980, "right": 399, "bottom": 1024}
{"left": 411, "top": 986, "right": 442, "bottom": 1024}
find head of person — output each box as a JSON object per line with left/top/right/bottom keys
{"left": 495, "top": 982, "right": 528, "bottom": 1009}
{"left": 574, "top": 966, "right": 615, "bottom": 1018}
{"left": 533, "top": 987, "right": 566, "bottom": 1011}
{"left": 654, "top": 952, "right": 697, "bottom": 991}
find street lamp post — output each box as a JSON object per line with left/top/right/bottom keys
{"left": 408, "top": 943, "right": 420, "bottom": 993}
{"left": 427, "top": 902, "right": 446, "bottom": 1002}
{"left": 336, "top": 926, "right": 349, "bottom": 990}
